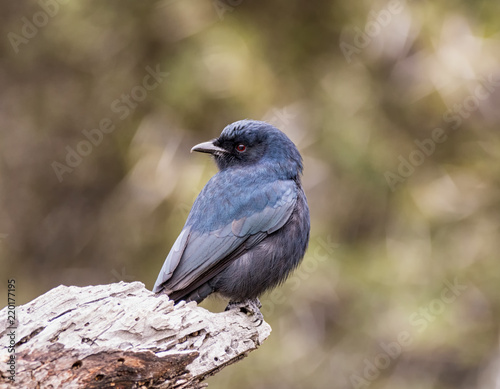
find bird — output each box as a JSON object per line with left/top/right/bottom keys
{"left": 153, "top": 119, "right": 310, "bottom": 322}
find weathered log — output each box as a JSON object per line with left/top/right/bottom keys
{"left": 0, "top": 281, "right": 271, "bottom": 388}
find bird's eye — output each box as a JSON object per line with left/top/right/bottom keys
{"left": 236, "top": 144, "right": 246, "bottom": 152}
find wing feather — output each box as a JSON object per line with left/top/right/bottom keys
{"left": 152, "top": 227, "right": 190, "bottom": 292}
{"left": 153, "top": 179, "right": 297, "bottom": 297}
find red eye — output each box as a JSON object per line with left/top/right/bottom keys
{"left": 236, "top": 144, "right": 246, "bottom": 152}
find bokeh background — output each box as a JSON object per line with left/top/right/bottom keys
{"left": 2, "top": 1, "right": 500, "bottom": 388}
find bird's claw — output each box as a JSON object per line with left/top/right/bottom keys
{"left": 225, "top": 298, "right": 264, "bottom": 326}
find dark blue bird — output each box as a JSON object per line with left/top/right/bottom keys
{"left": 153, "top": 119, "right": 310, "bottom": 321}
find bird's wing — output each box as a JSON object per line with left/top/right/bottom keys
{"left": 152, "top": 179, "right": 297, "bottom": 295}
{"left": 152, "top": 227, "right": 191, "bottom": 293}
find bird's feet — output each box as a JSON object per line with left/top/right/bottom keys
{"left": 225, "top": 298, "right": 264, "bottom": 326}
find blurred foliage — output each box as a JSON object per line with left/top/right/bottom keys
{"left": 1, "top": 0, "right": 500, "bottom": 388}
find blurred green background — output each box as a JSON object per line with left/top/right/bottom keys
{"left": 2, "top": 1, "right": 500, "bottom": 388}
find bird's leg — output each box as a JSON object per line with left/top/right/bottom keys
{"left": 225, "top": 298, "right": 264, "bottom": 326}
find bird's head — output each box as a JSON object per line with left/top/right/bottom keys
{"left": 191, "top": 120, "right": 303, "bottom": 179}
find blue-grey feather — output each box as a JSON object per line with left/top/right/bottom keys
{"left": 153, "top": 120, "right": 310, "bottom": 304}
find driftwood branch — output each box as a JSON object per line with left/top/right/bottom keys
{"left": 0, "top": 282, "right": 271, "bottom": 388}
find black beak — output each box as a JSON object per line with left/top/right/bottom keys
{"left": 191, "top": 140, "right": 228, "bottom": 155}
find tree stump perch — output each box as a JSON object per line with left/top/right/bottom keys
{"left": 0, "top": 282, "right": 271, "bottom": 388}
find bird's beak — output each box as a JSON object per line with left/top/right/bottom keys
{"left": 191, "top": 140, "right": 228, "bottom": 155}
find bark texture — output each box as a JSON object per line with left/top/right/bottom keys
{"left": 0, "top": 282, "right": 271, "bottom": 388}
